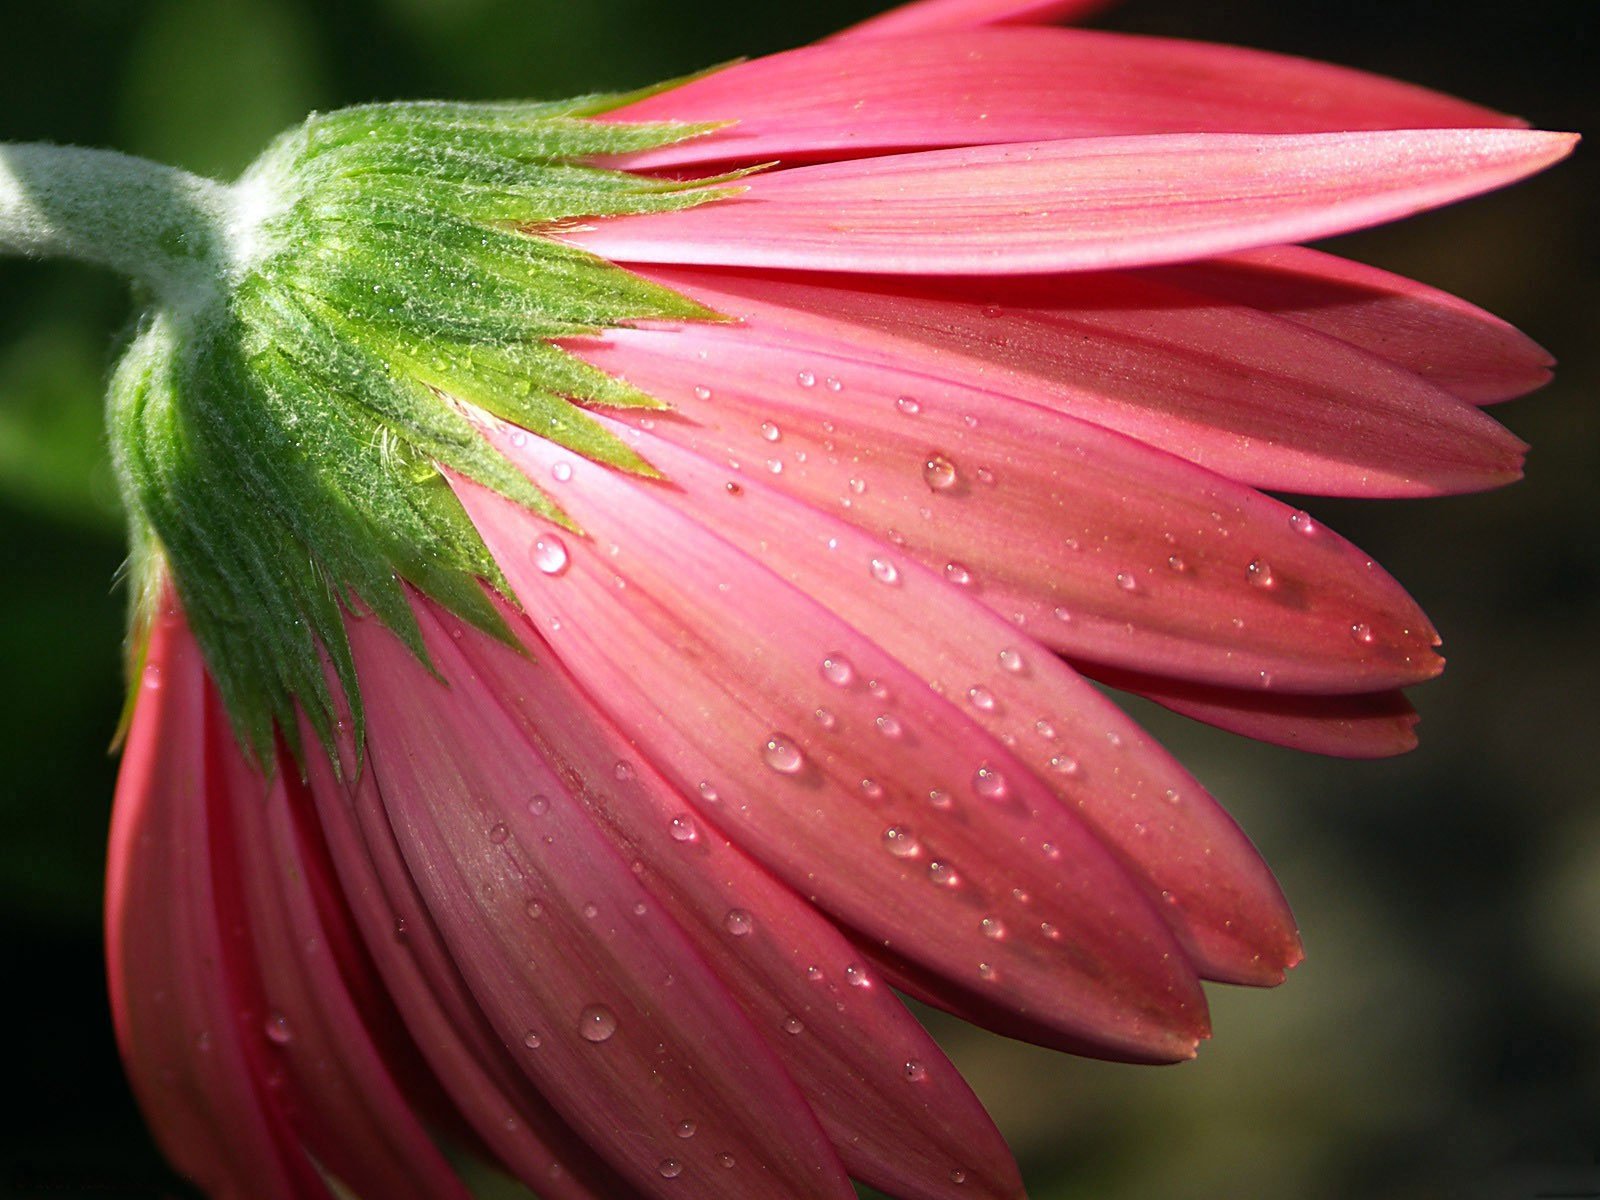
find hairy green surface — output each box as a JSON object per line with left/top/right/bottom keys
{"left": 109, "top": 93, "right": 736, "bottom": 764}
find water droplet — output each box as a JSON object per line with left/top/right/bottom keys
{"left": 950, "top": 1168, "right": 969, "bottom": 1185}
{"left": 669, "top": 815, "right": 697, "bottom": 843}
{"left": 848, "top": 477, "right": 866, "bottom": 495}
{"left": 633, "top": 902, "right": 647, "bottom": 916}
{"left": 676, "top": 1120, "right": 696, "bottom": 1139}
{"left": 806, "top": 965, "right": 824, "bottom": 982}
{"left": 904, "top": 1060, "right": 927, "bottom": 1082}
{"left": 528, "top": 794, "right": 550, "bottom": 816}
{"left": 781, "top": 1015, "right": 805, "bottom": 1035}
{"left": 882, "top": 826, "right": 919, "bottom": 858}
{"left": 723, "top": 909, "right": 753, "bottom": 936}
{"left": 825, "top": 376, "right": 842, "bottom": 392}
{"left": 1167, "top": 554, "right": 1188, "bottom": 573}
{"left": 869, "top": 557, "right": 900, "bottom": 586}
{"left": 697, "top": 780, "right": 719, "bottom": 802}
{"left": 844, "top": 963, "right": 870, "bottom": 988}
{"left": 875, "top": 713, "right": 903, "bottom": 738}
{"left": 582, "top": 902, "right": 599, "bottom": 920}
{"left": 868, "top": 678, "right": 890, "bottom": 699}
{"left": 813, "top": 707, "right": 836, "bottom": 730}
{"left": 1053, "top": 605, "right": 1073, "bottom": 623}
{"left": 895, "top": 395, "right": 921, "bottom": 415}
{"left": 1289, "top": 509, "right": 1317, "bottom": 536}
{"left": 928, "top": 860, "right": 959, "bottom": 887}
{"left": 1048, "top": 754, "right": 1079, "bottom": 776}
{"left": 551, "top": 461, "right": 573, "bottom": 482}
{"left": 724, "top": 480, "right": 743, "bottom": 496}
{"left": 922, "top": 452, "right": 958, "bottom": 491}
{"left": 1041, "top": 921, "right": 1061, "bottom": 940}
{"left": 1034, "top": 718, "right": 1056, "bottom": 740}
{"left": 980, "top": 916, "right": 1006, "bottom": 940}
{"left": 692, "top": 384, "right": 712, "bottom": 401}
{"left": 980, "top": 304, "right": 1002, "bottom": 318}
{"left": 1105, "top": 730, "right": 1124, "bottom": 749}
{"left": 532, "top": 535, "right": 569, "bottom": 576}
{"left": 927, "top": 788, "right": 951, "bottom": 809}
{"left": 975, "top": 466, "right": 996, "bottom": 486}
{"left": 760, "top": 421, "right": 781, "bottom": 442}
{"left": 523, "top": 1030, "right": 542, "bottom": 1049}
{"left": 973, "top": 765, "right": 1007, "bottom": 800}
{"left": 1351, "top": 622, "right": 1374, "bottom": 644}
{"left": 1246, "top": 559, "right": 1275, "bottom": 588}
{"left": 614, "top": 760, "right": 634, "bottom": 781}
{"left": 763, "top": 734, "right": 804, "bottom": 774}
{"left": 717, "top": 1153, "right": 736, "bottom": 1169}
{"left": 821, "top": 655, "right": 854, "bottom": 686}
{"left": 658, "top": 1158, "right": 683, "bottom": 1179}
{"left": 578, "top": 1004, "right": 617, "bottom": 1042}
{"left": 859, "top": 778, "right": 884, "bottom": 799}
{"left": 765, "top": 458, "right": 783, "bottom": 474}
{"left": 977, "top": 962, "right": 996, "bottom": 981}
{"left": 525, "top": 899, "right": 544, "bottom": 920}
{"left": 944, "top": 561, "right": 973, "bottom": 586}
{"left": 967, "top": 686, "right": 996, "bottom": 712}
{"left": 264, "top": 1013, "right": 293, "bottom": 1045}
{"left": 488, "top": 823, "right": 509, "bottom": 845}
{"left": 1115, "top": 571, "right": 1138, "bottom": 592}
{"left": 796, "top": 370, "right": 816, "bottom": 388}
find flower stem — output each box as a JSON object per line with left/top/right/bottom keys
{"left": 0, "top": 142, "right": 235, "bottom": 310}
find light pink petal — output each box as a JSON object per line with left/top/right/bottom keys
{"left": 445, "top": 600, "right": 1024, "bottom": 1200}
{"left": 453, "top": 438, "right": 1212, "bottom": 1062}
{"left": 566, "top": 129, "right": 1576, "bottom": 276}
{"left": 105, "top": 606, "right": 326, "bottom": 1199}
{"left": 1150, "top": 245, "right": 1555, "bottom": 405}
{"left": 1082, "top": 666, "right": 1421, "bottom": 759}
{"left": 348, "top": 614, "right": 855, "bottom": 1200}
{"left": 829, "top": 0, "right": 1114, "bottom": 40}
{"left": 300, "top": 726, "right": 639, "bottom": 1200}
{"left": 608, "top": 30, "right": 1523, "bottom": 171}
{"left": 627, "top": 265, "right": 1526, "bottom": 498}
{"left": 567, "top": 317, "right": 1443, "bottom": 693}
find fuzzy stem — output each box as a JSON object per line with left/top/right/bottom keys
{"left": 0, "top": 142, "right": 235, "bottom": 309}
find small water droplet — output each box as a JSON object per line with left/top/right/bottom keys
{"left": 859, "top": 778, "right": 884, "bottom": 799}
{"left": 1034, "top": 718, "right": 1056, "bottom": 739}
{"left": 1049, "top": 754, "right": 1079, "bottom": 776}
{"left": 697, "top": 780, "right": 719, "bottom": 803}
{"left": 763, "top": 734, "right": 804, "bottom": 774}
{"left": 875, "top": 713, "right": 903, "bottom": 738}
{"left": 977, "top": 962, "right": 996, "bottom": 981}
{"left": 669, "top": 815, "right": 697, "bottom": 843}
{"left": 1289, "top": 509, "right": 1317, "bottom": 536}
{"left": 781, "top": 1015, "right": 805, "bottom": 1035}
{"left": 904, "top": 1060, "right": 927, "bottom": 1082}
{"left": 997, "top": 647, "right": 1024, "bottom": 673}
{"left": 1351, "top": 622, "right": 1374, "bottom": 644}
{"left": 582, "top": 902, "right": 599, "bottom": 920}
{"left": 927, "top": 788, "right": 951, "bottom": 809}
{"left": 717, "top": 1153, "right": 736, "bottom": 1169}
{"left": 922, "top": 452, "right": 958, "bottom": 491}
{"left": 578, "top": 1004, "right": 617, "bottom": 1042}
{"left": 760, "top": 421, "right": 781, "bottom": 442}
{"left": 944, "top": 562, "right": 973, "bottom": 586}
{"left": 1041, "top": 921, "right": 1061, "bottom": 940}
{"left": 532, "top": 535, "right": 569, "bottom": 576}
{"left": 724, "top": 909, "right": 754, "bottom": 936}
{"left": 980, "top": 916, "right": 1006, "bottom": 940}
{"left": 869, "top": 557, "right": 900, "bottom": 586}
{"left": 806, "top": 965, "right": 824, "bottom": 981}
{"left": 488, "top": 823, "right": 509, "bottom": 845}
{"left": 975, "top": 466, "right": 996, "bottom": 486}
{"left": 895, "top": 395, "right": 921, "bottom": 415}
{"left": 1115, "top": 571, "right": 1138, "bottom": 592}
{"left": 848, "top": 477, "right": 867, "bottom": 495}
{"left": 528, "top": 794, "right": 550, "bottom": 816}
{"left": 658, "top": 1158, "right": 683, "bottom": 1179}
{"left": 928, "top": 860, "right": 959, "bottom": 887}
{"left": 967, "top": 686, "right": 996, "bottom": 712}
{"left": 525, "top": 899, "right": 543, "bottom": 920}
{"left": 765, "top": 458, "right": 783, "bottom": 474}
{"left": 523, "top": 1030, "right": 542, "bottom": 1049}
{"left": 1167, "top": 554, "right": 1188, "bottom": 573}
{"left": 264, "top": 1013, "right": 293, "bottom": 1045}
{"left": 796, "top": 370, "right": 816, "bottom": 388}
{"left": 973, "top": 765, "right": 1007, "bottom": 800}
{"left": 950, "top": 1168, "right": 969, "bottom": 1185}
{"left": 825, "top": 376, "right": 842, "bottom": 392}
{"left": 882, "top": 826, "right": 919, "bottom": 858}
{"left": 1246, "top": 559, "right": 1275, "bottom": 588}
{"left": 980, "top": 304, "right": 1002, "bottom": 318}
{"left": 675, "top": 1120, "right": 696, "bottom": 1139}
{"left": 844, "top": 963, "right": 870, "bottom": 988}
{"left": 813, "top": 707, "right": 836, "bottom": 729}
{"left": 551, "top": 461, "right": 573, "bottom": 482}
{"left": 614, "top": 760, "right": 634, "bottom": 781}
{"left": 820, "top": 655, "right": 854, "bottom": 686}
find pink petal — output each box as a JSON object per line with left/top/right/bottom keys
{"left": 624, "top": 265, "right": 1526, "bottom": 498}
{"left": 567, "top": 315, "right": 1445, "bottom": 693}
{"left": 607, "top": 29, "right": 1523, "bottom": 171}
{"left": 829, "top": 0, "right": 1115, "bottom": 40}
{"left": 1082, "top": 666, "right": 1422, "bottom": 759}
{"left": 348, "top": 613, "right": 855, "bottom": 1200}
{"left": 566, "top": 129, "right": 1576, "bottom": 276}
{"left": 105, "top": 605, "right": 326, "bottom": 1198}
{"left": 445, "top": 600, "right": 1024, "bottom": 1200}
{"left": 1149, "top": 245, "right": 1555, "bottom": 405}
{"left": 454, "top": 437, "right": 1215, "bottom": 1061}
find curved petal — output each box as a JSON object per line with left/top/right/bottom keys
{"left": 445, "top": 600, "right": 1024, "bottom": 1200}
{"left": 1149, "top": 245, "right": 1555, "bottom": 405}
{"left": 566, "top": 129, "right": 1577, "bottom": 276}
{"left": 830, "top": 0, "right": 1116, "bottom": 40}
{"left": 608, "top": 29, "right": 1524, "bottom": 171}
{"left": 348, "top": 613, "right": 856, "bottom": 1200}
{"left": 451, "top": 434, "right": 1213, "bottom": 1061}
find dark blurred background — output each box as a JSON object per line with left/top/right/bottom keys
{"left": 0, "top": 1, "right": 1593, "bottom": 1197}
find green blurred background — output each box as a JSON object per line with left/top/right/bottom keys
{"left": 0, "top": 0, "right": 1593, "bottom": 1196}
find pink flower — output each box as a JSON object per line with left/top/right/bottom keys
{"left": 104, "top": 2, "right": 1574, "bottom": 1198}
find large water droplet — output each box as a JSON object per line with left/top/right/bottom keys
{"left": 922, "top": 452, "right": 958, "bottom": 491}
{"left": 760, "top": 421, "right": 781, "bottom": 442}
{"left": 928, "top": 860, "right": 959, "bottom": 887}
{"left": 532, "top": 535, "right": 569, "bottom": 576}
{"left": 1246, "top": 559, "right": 1275, "bottom": 588}
{"left": 944, "top": 561, "right": 973, "bottom": 586}
{"left": 1289, "top": 509, "right": 1317, "bottom": 536}
{"left": 781, "top": 1015, "right": 805, "bottom": 1035}
{"left": 882, "top": 826, "right": 919, "bottom": 858}
{"left": 668, "top": 815, "right": 697, "bottom": 843}
{"left": 869, "top": 556, "right": 901, "bottom": 586}
{"left": 488, "top": 823, "right": 509, "bottom": 845}
{"left": 980, "top": 916, "right": 1006, "bottom": 940}
{"left": 658, "top": 1159, "right": 683, "bottom": 1179}
{"left": 820, "top": 655, "right": 854, "bottom": 687}
{"left": 676, "top": 1120, "right": 697, "bottom": 1139}
{"left": 551, "top": 461, "right": 573, "bottom": 482}
{"left": 997, "top": 647, "right": 1024, "bottom": 673}
{"left": 895, "top": 395, "right": 921, "bottom": 415}
{"left": 723, "top": 909, "right": 753, "bottom": 936}
{"left": 875, "top": 713, "right": 903, "bottom": 738}
{"left": 967, "top": 686, "right": 996, "bottom": 712}
{"left": 578, "top": 1004, "right": 617, "bottom": 1042}
{"left": 763, "top": 734, "right": 804, "bottom": 774}
{"left": 973, "top": 765, "right": 1008, "bottom": 800}
{"left": 904, "top": 1060, "right": 927, "bottom": 1082}
{"left": 264, "top": 1013, "right": 293, "bottom": 1045}
{"left": 523, "top": 1030, "right": 543, "bottom": 1049}
{"left": 796, "top": 370, "right": 816, "bottom": 388}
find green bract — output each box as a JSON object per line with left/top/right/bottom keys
{"left": 105, "top": 92, "right": 739, "bottom": 764}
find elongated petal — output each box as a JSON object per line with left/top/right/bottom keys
{"left": 830, "top": 0, "right": 1115, "bottom": 40}
{"left": 349, "top": 613, "right": 855, "bottom": 1200}
{"left": 608, "top": 30, "right": 1523, "bottom": 171}
{"left": 626, "top": 265, "right": 1526, "bottom": 498}
{"left": 105, "top": 607, "right": 326, "bottom": 1199}
{"left": 567, "top": 129, "right": 1576, "bottom": 276}
{"left": 1150, "top": 245, "right": 1555, "bottom": 405}
{"left": 452, "top": 438, "right": 1212, "bottom": 1061}
{"left": 445, "top": 601, "right": 1023, "bottom": 1200}
{"left": 567, "top": 316, "right": 1443, "bottom": 692}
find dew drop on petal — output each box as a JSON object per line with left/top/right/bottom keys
{"left": 928, "top": 860, "right": 959, "bottom": 887}
{"left": 927, "top": 788, "right": 951, "bottom": 809}
{"left": 922, "top": 452, "right": 958, "bottom": 491}
{"left": 820, "top": 655, "right": 854, "bottom": 687}
{"left": 869, "top": 556, "right": 900, "bottom": 585}
{"left": 1289, "top": 509, "right": 1317, "bottom": 536}
{"left": 980, "top": 916, "right": 1006, "bottom": 940}
{"left": 1351, "top": 622, "right": 1374, "bottom": 644}
{"left": 967, "top": 686, "right": 996, "bottom": 712}
{"left": 1246, "top": 558, "right": 1276, "bottom": 588}
{"left": 676, "top": 1120, "right": 696, "bottom": 1139}
{"left": 1167, "top": 554, "right": 1188, "bottom": 573}
{"left": 614, "top": 760, "right": 634, "bottom": 781}
{"left": 531, "top": 536, "right": 569, "bottom": 576}
{"left": 944, "top": 561, "right": 973, "bottom": 586}
{"left": 895, "top": 395, "right": 921, "bottom": 415}
{"left": 997, "top": 647, "right": 1024, "bottom": 673}
{"left": 875, "top": 713, "right": 903, "bottom": 738}
{"left": 693, "top": 385, "right": 712, "bottom": 401}
{"left": 950, "top": 1168, "right": 969, "bottom": 1185}
{"left": 658, "top": 1159, "right": 683, "bottom": 1179}
{"left": 717, "top": 1154, "right": 736, "bottom": 1170}
{"left": 859, "top": 778, "right": 884, "bottom": 799}
{"left": 1034, "top": 718, "right": 1056, "bottom": 740}
{"left": 1115, "top": 571, "right": 1138, "bottom": 593}
{"left": 977, "top": 962, "right": 997, "bottom": 981}
{"left": 973, "top": 765, "right": 1007, "bottom": 800}
{"left": 796, "top": 370, "right": 815, "bottom": 388}
{"left": 528, "top": 794, "right": 550, "bottom": 816}
{"left": 697, "top": 780, "right": 719, "bottom": 803}
{"left": 578, "top": 1004, "right": 617, "bottom": 1042}
{"left": 1048, "top": 754, "right": 1080, "bottom": 776}
{"left": 264, "top": 1014, "right": 293, "bottom": 1045}
{"left": 551, "top": 461, "right": 573, "bottom": 482}
{"left": 904, "top": 1060, "right": 927, "bottom": 1082}
{"left": 844, "top": 963, "right": 870, "bottom": 988}
{"left": 825, "top": 376, "right": 842, "bottom": 392}
{"left": 782, "top": 1015, "right": 805, "bottom": 1035}
{"left": 763, "top": 734, "right": 804, "bottom": 774}
{"left": 668, "top": 815, "right": 697, "bottom": 843}
{"left": 882, "top": 826, "right": 919, "bottom": 858}
{"left": 813, "top": 707, "right": 836, "bottom": 730}
{"left": 723, "top": 909, "right": 753, "bottom": 937}
{"left": 760, "top": 421, "right": 781, "bottom": 442}
{"left": 523, "top": 1031, "right": 542, "bottom": 1049}
{"left": 488, "top": 823, "right": 509, "bottom": 845}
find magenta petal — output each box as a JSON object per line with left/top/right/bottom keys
{"left": 567, "top": 129, "right": 1576, "bottom": 276}
{"left": 1149, "top": 245, "right": 1556, "bottom": 405}
{"left": 347, "top": 613, "right": 855, "bottom": 1200}
{"left": 446, "top": 602, "right": 1024, "bottom": 1200}
{"left": 105, "top": 606, "right": 325, "bottom": 1199}
{"left": 608, "top": 29, "right": 1524, "bottom": 171}
{"left": 453, "top": 437, "right": 1215, "bottom": 1060}
{"left": 829, "top": 0, "right": 1116, "bottom": 40}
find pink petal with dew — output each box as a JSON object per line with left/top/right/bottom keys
{"left": 830, "top": 0, "right": 1115, "bottom": 41}
{"left": 216, "top": 715, "right": 471, "bottom": 1200}
{"left": 629, "top": 265, "right": 1526, "bottom": 498}
{"left": 1080, "top": 666, "right": 1422, "bottom": 759}
{"left": 567, "top": 129, "right": 1577, "bottom": 276}
{"left": 300, "top": 726, "right": 638, "bottom": 1200}
{"left": 444, "top": 599, "right": 1024, "bottom": 1200}
{"left": 349, "top": 615, "right": 855, "bottom": 1200}
{"left": 569, "top": 319, "right": 1443, "bottom": 694}
{"left": 453, "top": 440, "right": 1211, "bottom": 1062}
{"left": 106, "top": 605, "right": 326, "bottom": 1199}
{"left": 1150, "top": 245, "right": 1555, "bottom": 405}
{"left": 607, "top": 29, "right": 1523, "bottom": 171}
{"left": 564, "top": 414, "right": 1302, "bottom": 987}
